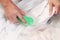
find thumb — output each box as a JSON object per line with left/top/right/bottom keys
{"left": 48, "top": 0, "right": 53, "bottom": 15}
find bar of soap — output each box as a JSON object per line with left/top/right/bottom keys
{"left": 16, "top": 16, "right": 34, "bottom": 26}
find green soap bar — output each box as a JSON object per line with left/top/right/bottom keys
{"left": 16, "top": 16, "right": 34, "bottom": 26}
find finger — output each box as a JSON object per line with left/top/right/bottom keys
{"left": 12, "top": 15, "right": 19, "bottom": 24}
{"left": 18, "top": 8, "right": 26, "bottom": 16}
{"left": 20, "top": 10, "right": 26, "bottom": 16}
{"left": 49, "top": 3, "right": 53, "bottom": 15}
{"left": 8, "top": 16, "right": 14, "bottom": 23}
{"left": 17, "top": 14, "right": 26, "bottom": 24}
{"left": 7, "top": 15, "right": 17, "bottom": 24}
{"left": 55, "top": 6, "right": 59, "bottom": 15}
{"left": 48, "top": 0, "right": 53, "bottom": 15}
{"left": 16, "top": 6, "right": 26, "bottom": 16}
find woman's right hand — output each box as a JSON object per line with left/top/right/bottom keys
{"left": 4, "top": 1, "right": 26, "bottom": 24}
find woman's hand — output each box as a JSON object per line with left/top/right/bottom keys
{"left": 48, "top": 0, "right": 60, "bottom": 15}
{"left": 4, "top": 1, "right": 26, "bottom": 24}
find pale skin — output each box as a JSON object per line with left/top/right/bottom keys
{"left": 0, "top": 0, "right": 26, "bottom": 24}
{"left": 48, "top": 0, "right": 60, "bottom": 15}
{"left": 0, "top": 0, "right": 60, "bottom": 24}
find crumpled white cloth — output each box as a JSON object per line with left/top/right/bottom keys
{"left": 0, "top": 0, "right": 60, "bottom": 40}
{"left": 16, "top": 0, "right": 55, "bottom": 29}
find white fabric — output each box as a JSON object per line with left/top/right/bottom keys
{"left": 0, "top": 0, "right": 60, "bottom": 40}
